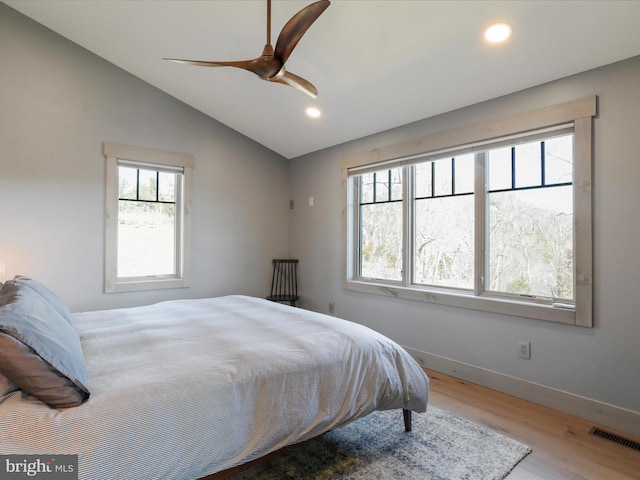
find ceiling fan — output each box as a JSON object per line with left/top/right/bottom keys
{"left": 165, "top": 0, "right": 330, "bottom": 98}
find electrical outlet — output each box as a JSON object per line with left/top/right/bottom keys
{"left": 329, "top": 302, "right": 335, "bottom": 314}
{"left": 518, "top": 341, "right": 531, "bottom": 359}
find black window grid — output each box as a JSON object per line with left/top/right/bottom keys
{"left": 119, "top": 168, "right": 176, "bottom": 205}
{"left": 358, "top": 170, "right": 403, "bottom": 206}
{"left": 488, "top": 141, "right": 572, "bottom": 194}
{"left": 358, "top": 140, "right": 573, "bottom": 207}
{"left": 414, "top": 157, "right": 473, "bottom": 201}
{"left": 411, "top": 141, "right": 572, "bottom": 200}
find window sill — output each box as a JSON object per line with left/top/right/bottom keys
{"left": 345, "top": 279, "right": 577, "bottom": 325}
{"left": 105, "top": 276, "right": 189, "bottom": 293}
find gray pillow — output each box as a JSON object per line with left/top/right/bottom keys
{"left": 0, "top": 282, "right": 89, "bottom": 408}
{"left": 10, "top": 275, "right": 72, "bottom": 324}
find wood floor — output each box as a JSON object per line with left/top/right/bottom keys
{"left": 425, "top": 368, "right": 640, "bottom": 480}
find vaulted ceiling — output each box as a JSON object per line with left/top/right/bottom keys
{"left": 5, "top": 0, "right": 640, "bottom": 159}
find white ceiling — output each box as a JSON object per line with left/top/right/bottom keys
{"left": 5, "top": 0, "right": 640, "bottom": 159}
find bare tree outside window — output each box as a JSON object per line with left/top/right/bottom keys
{"left": 359, "top": 169, "right": 403, "bottom": 280}
{"left": 414, "top": 155, "right": 474, "bottom": 289}
{"left": 487, "top": 136, "right": 573, "bottom": 299}
{"left": 355, "top": 134, "right": 574, "bottom": 301}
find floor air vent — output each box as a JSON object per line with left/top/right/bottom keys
{"left": 588, "top": 427, "right": 640, "bottom": 451}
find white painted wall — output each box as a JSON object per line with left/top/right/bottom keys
{"left": 289, "top": 56, "right": 640, "bottom": 415}
{"left": 0, "top": 5, "right": 290, "bottom": 312}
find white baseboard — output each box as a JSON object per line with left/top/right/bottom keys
{"left": 404, "top": 347, "right": 640, "bottom": 438}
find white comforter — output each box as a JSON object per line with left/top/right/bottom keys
{"left": 0, "top": 295, "right": 429, "bottom": 479}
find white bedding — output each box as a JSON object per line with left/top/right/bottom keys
{"left": 0, "top": 295, "right": 429, "bottom": 479}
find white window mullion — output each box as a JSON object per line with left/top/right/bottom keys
{"left": 403, "top": 166, "right": 414, "bottom": 287}
{"left": 344, "top": 172, "right": 360, "bottom": 282}
{"left": 474, "top": 152, "right": 487, "bottom": 296}
{"left": 174, "top": 173, "right": 185, "bottom": 279}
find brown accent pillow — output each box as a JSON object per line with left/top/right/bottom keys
{"left": 0, "top": 333, "right": 87, "bottom": 407}
{"left": 0, "top": 372, "right": 18, "bottom": 397}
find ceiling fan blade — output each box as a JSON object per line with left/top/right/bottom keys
{"left": 165, "top": 57, "right": 283, "bottom": 80}
{"left": 274, "top": 0, "right": 330, "bottom": 64}
{"left": 165, "top": 58, "right": 250, "bottom": 68}
{"left": 273, "top": 70, "right": 318, "bottom": 98}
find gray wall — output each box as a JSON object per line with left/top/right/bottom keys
{"left": 2, "top": 2, "right": 638, "bottom": 418}
{"left": 289, "top": 56, "right": 640, "bottom": 414}
{"left": 0, "top": 4, "right": 290, "bottom": 312}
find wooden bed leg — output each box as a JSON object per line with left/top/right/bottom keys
{"left": 403, "top": 408, "right": 412, "bottom": 432}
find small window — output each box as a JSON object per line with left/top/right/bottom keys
{"left": 117, "top": 165, "right": 178, "bottom": 278}
{"left": 103, "top": 143, "right": 194, "bottom": 293}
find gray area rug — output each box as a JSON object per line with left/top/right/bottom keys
{"left": 229, "top": 406, "right": 531, "bottom": 480}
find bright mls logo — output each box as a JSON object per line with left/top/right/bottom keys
{"left": 1, "top": 455, "right": 78, "bottom": 479}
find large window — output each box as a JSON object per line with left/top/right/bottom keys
{"left": 345, "top": 98, "right": 595, "bottom": 326}
{"left": 104, "top": 143, "right": 194, "bottom": 293}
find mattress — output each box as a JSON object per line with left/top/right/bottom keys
{"left": 0, "top": 295, "right": 429, "bottom": 479}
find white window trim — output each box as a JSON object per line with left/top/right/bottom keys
{"left": 103, "top": 143, "right": 194, "bottom": 293}
{"left": 342, "top": 96, "right": 595, "bottom": 327}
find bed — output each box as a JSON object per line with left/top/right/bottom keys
{"left": 0, "top": 278, "right": 429, "bottom": 480}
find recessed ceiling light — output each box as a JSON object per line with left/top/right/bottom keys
{"left": 306, "top": 107, "right": 321, "bottom": 118}
{"left": 484, "top": 22, "right": 512, "bottom": 44}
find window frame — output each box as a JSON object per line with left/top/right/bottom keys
{"left": 103, "top": 143, "right": 194, "bottom": 293}
{"left": 343, "top": 97, "right": 595, "bottom": 327}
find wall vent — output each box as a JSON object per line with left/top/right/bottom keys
{"left": 588, "top": 427, "right": 640, "bottom": 451}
